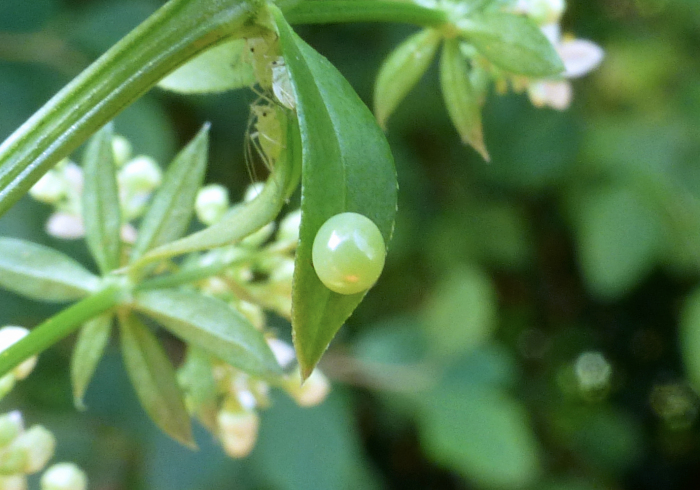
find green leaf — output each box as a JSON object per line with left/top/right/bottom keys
{"left": 130, "top": 124, "right": 209, "bottom": 262}
{"left": 573, "top": 185, "right": 663, "bottom": 299}
{"left": 71, "top": 314, "right": 113, "bottom": 410}
{"left": 134, "top": 289, "right": 281, "bottom": 377}
{"left": 680, "top": 288, "right": 700, "bottom": 392}
{"left": 374, "top": 28, "right": 441, "bottom": 129}
{"left": 422, "top": 267, "right": 497, "bottom": 358}
{"left": 0, "top": 237, "right": 100, "bottom": 302}
{"left": 158, "top": 39, "right": 255, "bottom": 94}
{"left": 272, "top": 7, "right": 398, "bottom": 378}
{"left": 419, "top": 385, "right": 541, "bottom": 488}
{"left": 458, "top": 12, "right": 564, "bottom": 77}
{"left": 178, "top": 346, "right": 218, "bottom": 432}
{"left": 118, "top": 312, "right": 195, "bottom": 448}
{"left": 82, "top": 123, "right": 122, "bottom": 274}
{"left": 439, "top": 39, "right": 489, "bottom": 160}
{"left": 137, "top": 114, "right": 301, "bottom": 263}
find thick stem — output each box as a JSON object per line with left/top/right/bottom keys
{"left": 0, "top": 284, "right": 128, "bottom": 379}
{"left": 283, "top": 0, "right": 448, "bottom": 27}
{"left": 0, "top": 0, "right": 265, "bottom": 217}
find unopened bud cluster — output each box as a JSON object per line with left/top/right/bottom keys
{"left": 0, "top": 329, "right": 87, "bottom": 490}
{"left": 29, "top": 135, "right": 157, "bottom": 241}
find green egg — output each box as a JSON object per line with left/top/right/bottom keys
{"left": 312, "top": 212, "right": 386, "bottom": 295}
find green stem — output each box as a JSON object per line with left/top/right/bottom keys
{"left": 283, "top": 0, "right": 448, "bottom": 26}
{"left": 0, "top": 284, "right": 128, "bottom": 379}
{"left": 0, "top": 0, "right": 265, "bottom": 217}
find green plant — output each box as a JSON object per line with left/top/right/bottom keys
{"left": 0, "top": 0, "right": 607, "bottom": 482}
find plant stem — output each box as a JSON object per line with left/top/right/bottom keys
{"left": 0, "top": 0, "right": 265, "bottom": 218}
{"left": 0, "top": 284, "right": 128, "bottom": 379}
{"left": 283, "top": 0, "right": 448, "bottom": 27}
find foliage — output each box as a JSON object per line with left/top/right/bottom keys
{"left": 0, "top": 0, "right": 698, "bottom": 489}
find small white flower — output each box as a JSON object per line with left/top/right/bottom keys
{"left": 29, "top": 171, "right": 66, "bottom": 204}
{"left": 118, "top": 156, "right": 162, "bottom": 193}
{"left": 276, "top": 210, "right": 301, "bottom": 246}
{"left": 527, "top": 23, "right": 604, "bottom": 110}
{"left": 40, "top": 463, "right": 88, "bottom": 490}
{"left": 244, "top": 182, "right": 265, "bottom": 202}
{"left": 45, "top": 213, "right": 85, "bottom": 240}
{"left": 195, "top": 185, "right": 229, "bottom": 225}
{"left": 266, "top": 338, "right": 296, "bottom": 369}
{"left": 217, "top": 409, "right": 259, "bottom": 458}
{"left": 13, "top": 426, "right": 55, "bottom": 474}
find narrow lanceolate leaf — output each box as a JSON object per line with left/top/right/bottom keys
{"left": 178, "top": 347, "right": 218, "bottom": 432}
{"left": 82, "top": 123, "right": 122, "bottom": 274}
{"left": 440, "top": 39, "right": 489, "bottom": 161}
{"left": 138, "top": 115, "right": 301, "bottom": 263}
{"left": 158, "top": 39, "right": 255, "bottom": 94}
{"left": 134, "top": 289, "right": 281, "bottom": 377}
{"left": 118, "top": 313, "right": 195, "bottom": 448}
{"left": 272, "top": 7, "right": 398, "bottom": 378}
{"left": 130, "top": 125, "right": 209, "bottom": 262}
{"left": 457, "top": 12, "right": 564, "bottom": 77}
{"left": 0, "top": 238, "right": 100, "bottom": 302}
{"left": 374, "top": 28, "right": 441, "bottom": 129}
{"left": 71, "top": 314, "right": 113, "bottom": 410}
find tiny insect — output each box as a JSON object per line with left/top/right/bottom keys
{"left": 245, "top": 37, "right": 297, "bottom": 110}
{"left": 244, "top": 99, "right": 287, "bottom": 181}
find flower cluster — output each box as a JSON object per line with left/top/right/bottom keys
{"left": 0, "top": 327, "right": 87, "bottom": 490}
{"left": 29, "top": 134, "right": 330, "bottom": 459}
{"left": 29, "top": 135, "right": 157, "bottom": 241}
{"left": 511, "top": 0, "right": 604, "bottom": 109}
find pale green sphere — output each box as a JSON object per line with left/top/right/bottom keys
{"left": 312, "top": 212, "right": 386, "bottom": 295}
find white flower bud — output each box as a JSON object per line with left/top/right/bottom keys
{"left": 0, "top": 475, "right": 26, "bottom": 490}
{"left": 120, "top": 223, "right": 138, "bottom": 244}
{"left": 118, "top": 156, "right": 162, "bottom": 193}
{"left": 266, "top": 338, "right": 296, "bottom": 370}
{"left": 0, "top": 412, "right": 23, "bottom": 448}
{"left": 236, "top": 390, "right": 257, "bottom": 411}
{"left": 195, "top": 185, "right": 229, "bottom": 225}
{"left": 527, "top": 80, "right": 572, "bottom": 110}
{"left": 286, "top": 369, "right": 330, "bottom": 407}
{"left": 59, "top": 163, "right": 84, "bottom": 195}
{"left": 13, "top": 426, "right": 55, "bottom": 474}
{"left": 244, "top": 182, "right": 265, "bottom": 202}
{"left": 217, "top": 409, "right": 259, "bottom": 458}
{"left": 0, "top": 445, "right": 28, "bottom": 475}
{"left": 29, "top": 172, "right": 66, "bottom": 204}
{"left": 111, "top": 135, "right": 132, "bottom": 168}
{"left": 40, "top": 463, "right": 87, "bottom": 490}
{"left": 515, "top": 0, "right": 566, "bottom": 25}
{"left": 276, "top": 210, "right": 301, "bottom": 246}
{"left": 119, "top": 191, "right": 150, "bottom": 221}
{"left": 45, "top": 213, "right": 85, "bottom": 240}
{"left": 0, "top": 328, "right": 37, "bottom": 381}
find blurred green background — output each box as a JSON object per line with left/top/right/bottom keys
{"left": 2, "top": 0, "right": 700, "bottom": 488}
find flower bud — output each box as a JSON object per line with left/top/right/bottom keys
{"left": 0, "top": 328, "right": 38, "bottom": 381}
{"left": 0, "top": 446, "right": 27, "bottom": 475}
{"left": 111, "top": 135, "right": 132, "bottom": 168}
{"left": 119, "top": 156, "right": 162, "bottom": 193}
{"left": 13, "top": 426, "right": 55, "bottom": 474}
{"left": 40, "top": 463, "right": 87, "bottom": 490}
{"left": 276, "top": 210, "right": 301, "bottom": 246}
{"left": 243, "top": 182, "right": 265, "bottom": 202}
{"left": 45, "top": 213, "right": 85, "bottom": 240}
{"left": 286, "top": 369, "right": 330, "bottom": 407}
{"left": 517, "top": 0, "right": 566, "bottom": 25}
{"left": 195, "top": 185, "right": 229, "bottom": 225}
{"left": 0, "top": 412, "right": 23, "bottom": 448}
{"left": 29, "top": 172, "right": 66, "bottom": 204}
{"left": 0, "top": 377, "right": 15, "bottom": 401}
{"left": 266, "top": 338, "right": 296, "bottom": 370}
{"left": 217, "top": 409, "right": 259, "bottom": 458}
{"left": 0, "top": 475, "right": 26, "bottom": 490}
